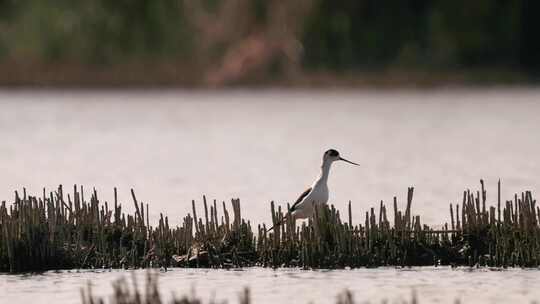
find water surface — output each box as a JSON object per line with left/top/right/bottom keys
{"left": 1, "top": 89, "right": 540, "bottom": 303}
{"left": 1, "top": 89, "right": 539, "bottom": 226}
{"left": 2, "top": 267, "right": 540, "bottom": 304}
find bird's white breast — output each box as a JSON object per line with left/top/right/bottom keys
{"left": 308, "top": 182, "right": 329, "bottom": 205}
{"left": 293, "top": 182, "right": 329, "bottom": 219}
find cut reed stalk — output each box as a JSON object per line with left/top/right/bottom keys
{"left": 81, "top": 271, "right": 425, "bottom": 304}
{"left": 1, "top": 181, "right": 539, "bottom": 272}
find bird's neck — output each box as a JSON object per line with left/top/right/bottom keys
{"left": 317, "top": 160, "right": 332, "bottom": 184}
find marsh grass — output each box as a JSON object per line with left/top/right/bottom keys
{"left": 80, "top": 271, "right": 417, "bottom": 304}
{"left": 1, "top": 180, "right": 539, "bottom": 272}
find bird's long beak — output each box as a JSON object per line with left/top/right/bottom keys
{"left": 339, "top": 157, "right": 359, "bottom": 166}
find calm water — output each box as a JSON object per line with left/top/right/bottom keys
{"left": 1, "top": 88, "right": 540, "bottom": 303}
{"left": 1, "top": 267, "right": 540, "bottom": 304}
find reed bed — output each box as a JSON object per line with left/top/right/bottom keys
{"left": 80, "top": 271, "right": 416, "bottom": 304}
{"left": 1, "top": 180, "right": 539, "bottom": 272}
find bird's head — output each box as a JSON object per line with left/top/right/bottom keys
{"left": 323, "top": 149, "right": 359, "bottom": 166}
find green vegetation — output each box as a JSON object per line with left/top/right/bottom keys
{"left": 0, "top": 0, "right": 192, "bottom": 64}
{"left": 303, "top": 1, "right": 540, "bottom": 71}
{"left": 0, "top": 0, "right": 538, "bottom": 85}
{"left": 1, "top": 180, "right": 539, "bottom": 273}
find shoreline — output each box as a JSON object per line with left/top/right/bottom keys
{"left": 0, "top": 62, "right": 536, "bottom": 89}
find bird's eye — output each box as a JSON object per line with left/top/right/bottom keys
{"left": 327, "top": 149, "right": 339, "bottom": 157}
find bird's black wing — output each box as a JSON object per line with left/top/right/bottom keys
{"left": 290, "top": 187, "right": 312, "bottom": 212}
{"left": 267, "top": 187, "right": 312, "bottom": 232}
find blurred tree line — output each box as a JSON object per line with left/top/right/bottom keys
{"left": 0, "top": 0, "right": 192, "bottom": 63}
{"left": 0, "top": 0, "right": 538, "bottom": 84}
{"left": 303, "top": 0, "right": 540, "bottom": 72}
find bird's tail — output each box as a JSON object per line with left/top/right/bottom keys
{"left": 266, "top": 216, "right": 288, "bottom": 232}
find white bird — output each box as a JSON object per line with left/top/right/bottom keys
{"left": 268, "top": 149, "right": 359, "bottom": 231}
